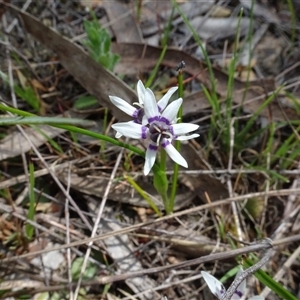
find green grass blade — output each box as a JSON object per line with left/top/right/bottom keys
{"left": 0, "top": 116, "right": 95, "bottom": 126}
{"left": 244, "top": 257, "right": 297, "bottom": 300}
{"left": 145, "top": 44, "right": 168, "bottom": 88}
{"left": 26, "top": 156, "right": 36, "bottom": 239}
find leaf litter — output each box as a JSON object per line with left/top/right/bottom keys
{"left": 0, "top": 1, "right": 300, "bottom": 299}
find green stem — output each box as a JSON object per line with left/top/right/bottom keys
{"left": 159, "top": 148, "right": 170, "bottom": 214}
{"left": 160, "top": 147, "right": 167, "bottom": 171}
{"left": 145, "top": 44, "right": 168, "bottom": 88}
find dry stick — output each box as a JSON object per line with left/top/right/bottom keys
{"left": 2, "top": 189, "right": 300, "bottom": 263}
{"left": 122, "top": 272, "right": 208, "bottom": 300}
{"left": 73, "top": 146, "right": 125, "bottom": 300}
{"left": 220, "top": 239, "right": 273, "bottom": 300}
{"left": 227, "top": 117, "right": 243, "bottom": 243}
{"left": 4, "top": 237, "right": 300, "bottom": 298}
{"left": 65, "top": 165, "right": 74, "bottom": 300}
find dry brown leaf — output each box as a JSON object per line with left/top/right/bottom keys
{"left": 103, "top": 1, "right": 143, "bottom": 43}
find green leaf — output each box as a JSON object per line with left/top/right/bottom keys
{"left": 71, "top": 257, "right": 97, "bottom": 280}
{"left": 73, "top": 95, "right": 98, "bottom": 110}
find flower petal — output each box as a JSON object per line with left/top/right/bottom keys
{"left": 201, "top": 271, "right": 226, "bottom": 299}
{"left": 112, "top": 122, "right": 148, "bottom": 139}
{"left": 137, "top": 80, "right": 146, "bottom": 104}
{"left": 157, "top": 86, "right": 178, "bottom": 112}
{"left": 233, "top": 267, "right": 246, "bottom": 299}
{"left": 248, "top": 297, "right": 265, "bottom": 300}
{"left": 161, "top": 139, "right": 187, "bottom": 168}
{"left": 141, "top": 115, "right": 148, "bottom": 126}
{"left": 144, "top": 143, "right": 158, "bottom": 175}
{"left": 175, "top": 134, "right": 200, "bottom": 141}
{"left": 171, "top": 123, "right": 199, "bottom": 135}
{"left": 144, "top": 88, "right": 160, "bottom": 122}
{"left": 161, "top": 98, "right": 183, "bottom": 124}
{"left": 109, "top": 96, "right": 137, "bottom": 117}
{"left": 115, "top": 131, "right": 122, "bottom": 138}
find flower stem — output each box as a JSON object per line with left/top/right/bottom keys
{"left": 169, "top": 65, "right": 184, "bottom": 212}
{"left": 152, "top": 163, "right": 170, "bottom": 214}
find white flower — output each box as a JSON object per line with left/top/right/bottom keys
{"left": 201, "top": 268, "right": 264, "bottom": 300}
{"left": 111, "top": 84, "right": 199, "bottom": 175}
{"left": 109, "top": 80, "right": 178, "bottom": 138}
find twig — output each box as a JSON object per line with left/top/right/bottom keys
{"left": 221, "top": 239, "right": 273, "bottom": 300}
{"left": 227, "top": 117, "right": 243, "bottom": 243}
{"left": 65, "top": 165, "right": 74, "bottom": 300}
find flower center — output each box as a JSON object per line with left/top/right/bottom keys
{"left": 149, "top": 122, "right": 173, "bottom": 145}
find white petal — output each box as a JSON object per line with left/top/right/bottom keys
{"left": 137, "top": 80, "right": 146, "bottom": 104}
{"left": 157, "top": 86, "right": 178, "bottom": 112}
{"left": 248, "top": 297, "right": 265, "bottom": 300}
{"left": 171, "top": 123, "right": 199, "bottom": 135}
{"left": 112, "top": 122, "right": 147, "bottom": 139}
{"left": 141, "top": 115, "right": 148, "bottom": 125}
{"left": 234, "top": 267, "right": 246, "bottom": 298}
{"left": 232, "top": 293, "right": 243, "bottom": 300}
{"left": 144, "top": 143, "right": 158, "bottom": 175}
{"left": 201, "top": 271, "right": 225, "bottom": 299}
{"left": 161, "top": 98, "right": 183, "bottom": 124}
{"left": 161, "top": 139, "right": 187, "bottom": 168}
{"left": 144, "top": 88, "right": 159, "bottom": 122}
{"left": 115, "top": 132, "right": 122, "bottom": 138}
{"left": 109, "top": 96, "right": 137, "bottom": 117}
{"left": 175, "top": 134, "right": 199, "bottom": 141}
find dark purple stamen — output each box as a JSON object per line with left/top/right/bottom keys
{"left": 149, "top": 122, "right": 172, "bottom": 144}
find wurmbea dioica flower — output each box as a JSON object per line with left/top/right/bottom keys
{"left": 109, "top": 80, "right": 178, "bottom": 137}
{"left": 201, "top": 268, "right": 264, "bottom": 300}
{"left": 110, "top": 82, "right": 199, "bottom": 175}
